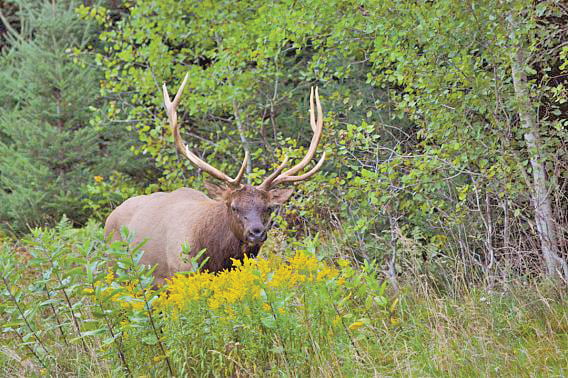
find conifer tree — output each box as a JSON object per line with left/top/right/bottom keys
{"left": 0, "top": 0, "right": 141, "bottom": 233}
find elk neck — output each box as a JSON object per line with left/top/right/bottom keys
{"left": 195, "top": 199, "right": 260, "bottom": 271}
{"left": 223, "top": 200, "right": 262, "bottom": 259}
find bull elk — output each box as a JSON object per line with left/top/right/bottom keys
{"left": 104, "top": 74, "right": 325, "bottom": 285}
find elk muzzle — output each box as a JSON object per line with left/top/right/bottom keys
{"left": 245, "top": 224, "right": 267, "bottom": 244}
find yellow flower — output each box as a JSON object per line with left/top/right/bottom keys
{"left": 225, "top": 307, "right": 236, "bottom": 319}
{"left": 83, "top": 287, "right": 94, "bottom": 295}
{"left": 94, "top": 175, "right": 103, "bottom": 183}
{"left": 278, "top": 307, "right": 285, "bottom": 314}
{"left": 269, "top": 266, "right": 293, "bottom": 288}
{"left": 289, "top": 251, "right": 319, "bottom": 272}
{"left": 104, "top": 271, "right": 114, "bottom": 284}
{"left": 125, "top": 300, "right": 145, "bottom": 311}
{"left": 337, "top": 277, "right": 346, "bottom": 286}
{"left": 153, "top": 355, "right": 166, "bottom": 362}
{"left": 348, "top": 321, "right": 364, "bottom": 331}
{"left": 332, "top": 315, "right": 341, "bottom": 327}
{"left": 390, "top": 317, "right": 400, "bottom": 326}
{"left": 389, "top": 297, "right": 399, "bottom": 313}
{"left": 154, "top": 250, "right": 346, "bottom": 317}
{"left": 208, "top": 297, "right": 222, "bottom": 310}
{"left": 317, "top": 266, "right": 339, "bottom": 281}
{"left": 338, "top": 258, "right": 350, "bottom": 268}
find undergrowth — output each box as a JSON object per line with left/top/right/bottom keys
{"left": 0, "top": 220, "right": 566, "bottom": 377}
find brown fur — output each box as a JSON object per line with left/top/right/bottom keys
{"left": 104, "top": 185, "right": 292, "bottom": 285}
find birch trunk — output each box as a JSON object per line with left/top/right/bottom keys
{"left": 509, "top": 25, "right": 568, "bottom": 280}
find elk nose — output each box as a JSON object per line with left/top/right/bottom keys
{"left": 251, "top": 227, "right": 264, "bottom": 237}
{"left": 248, "top": 227, "right": 267, "bottom": 243}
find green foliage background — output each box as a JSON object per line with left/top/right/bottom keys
{"left": 0, "top": 0, "right": 565, "bottom": 283}
{"left": 80, "top": 0, "right": 566, "bottom": 282}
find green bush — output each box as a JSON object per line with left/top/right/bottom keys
{"left": 82, "top": 0, "right": 568, "bottom": 284}
{"left": 0, "top": 220, "right": 396, "bottom": 376}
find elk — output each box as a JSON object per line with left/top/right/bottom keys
{"left": 104, "top": 74, "right": 325, "bottom": 285}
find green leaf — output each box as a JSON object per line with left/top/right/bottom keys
{"left": 261, "top": 315, "right": 276, "bottom": 329}
{"left": 141, "top": 334, "right": 159, "bottom": 345}
{"left": 70, "top": 328, "right": 106, "bottom": 341}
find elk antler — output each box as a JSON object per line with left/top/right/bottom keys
{"left": 163, "top": 74, "right": 249, "bottom": 188}
{"left": 258, "top": 87, "right": 326, "bottom": 190}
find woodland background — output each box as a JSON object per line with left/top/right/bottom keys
{"left": 0, "top": 0, "right": 567, "bottom": 376}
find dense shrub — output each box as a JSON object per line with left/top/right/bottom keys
{"left": 0, "top": 221, "right": 396, "bottom": 376}
{"left": 81, "top": 0, "right": 567, "bottom": 284}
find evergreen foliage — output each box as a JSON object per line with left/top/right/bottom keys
{"left": 0, "top": 0, "right": 142, "bottom": 233}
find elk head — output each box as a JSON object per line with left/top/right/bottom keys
{"left": 163, "top": 74, "right": 325, "bottom": 245}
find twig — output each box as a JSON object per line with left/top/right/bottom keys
{"left": 45, "top": 253, "right": 88, "bottom": 353}
{"left": 1, "top": 275, "right": 51, "bottom": 366}
{"left": 0, "top": 10, "right": 21, "bottom": 40}
{"left": 44, "top": 284, "right": 69, "bottom": 347}
{"left": 127, "top": 243, "right": 175, "bottom": 376}
{"left": 91, "top": 282, "right": 132, "bottom": 376}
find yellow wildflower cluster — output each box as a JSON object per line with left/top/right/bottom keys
{"left": 156, "top": 251, "right": 340, "bottom": 315}
{"left": 85, "top": 270, "right": 151, "bottom": 312}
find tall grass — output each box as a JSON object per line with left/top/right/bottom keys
{"left": 1, "top": 220, "right": 566, "bottom": 376}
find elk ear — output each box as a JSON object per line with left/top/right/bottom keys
{"left": 204, "top": 182, "right": 227, "bottom": 199}
{"left": 268, "top": 188, "right": 294, "bottom": 206}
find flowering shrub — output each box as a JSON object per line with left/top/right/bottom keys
{"left": 158, "top": 252, "right": 339, "bottom": 312}
{"left": 87, "top": 247, "right": 395, "bottom": 375}
{"left": 1, "top": 222, "right": 396, "bottom": 376}
{"left": 150, "top": 251, "right": 395, "bottom": 376}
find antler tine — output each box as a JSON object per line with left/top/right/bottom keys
{"left": 260, "top": 86, "right": 325, "bottom": 189}
{"left": 281, "top": 86, "right": 323, "bottom": 178}
{"left": 271, "top": 152, "right": 326, "bottom": 186}
{"left": 233, "top": 151, "right": 249, "bottom": 187}
{"left": 258, "top": 156, "right": 289, "bottom": 191}
{"left": 163, "top": 74, "right": 248, "bottom": 188}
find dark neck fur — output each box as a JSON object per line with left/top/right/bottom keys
{"left": 195, "top": 201, "right": 261, "bottom": 272}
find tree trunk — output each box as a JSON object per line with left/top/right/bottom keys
{"left": 509, "top": 23, "right": 568, "bottom": 281}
